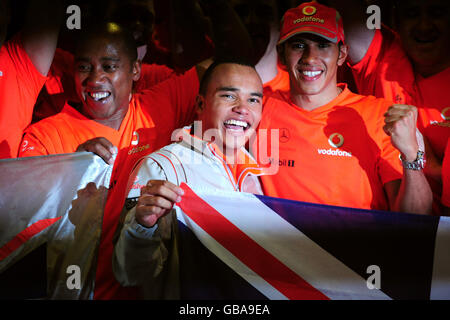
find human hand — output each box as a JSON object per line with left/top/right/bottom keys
{"left": 76, "top": 137, "right": 118, "bottom": 165}
{"left": 383, "top": 104, "right": 420, "bottom": 161}
{"left": 135, "top": 180, "right": 184, "bottom": 228}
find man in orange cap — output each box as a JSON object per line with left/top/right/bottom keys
{"left": 253, "top": 1, "right": 432, "bottom": 214}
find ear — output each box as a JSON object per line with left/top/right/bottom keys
{"left": 132, "top": 60, "right": 142, "bottom": 82}
{"left": 276, "top": 44, "right": 287, "bottom": 68}
{"left": 195, "top": 95, "right": 205, "bottom": 117}
{"left": 337, "top": 43, "right": 348, "bottom": 66}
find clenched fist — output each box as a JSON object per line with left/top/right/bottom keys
{"left": 135, "top": 180, "right": 184, "bottom": 228}
{"left": 383, "top": 104, "right": 423, "bottom": 161}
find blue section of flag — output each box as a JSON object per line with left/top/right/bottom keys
{"left": 256, "top": 195, "right": 440, "bottom": 300}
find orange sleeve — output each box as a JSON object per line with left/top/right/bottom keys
{"left": 442, "top": 139, "right": 450, "bottom": 207}
{"left": 5, "top": 35, "right": 47, "bottom": 108}
{"left": 0, "top": 35, "right": 47, "bottom": 158}
{"left": 350, "top": 28, "right": 384, "bottom": 90}
{"left": 142, "top": 67, "right": 199, "bottom": 128}
{"left": 349, "top": 26, "right": 414, "bottom": 104}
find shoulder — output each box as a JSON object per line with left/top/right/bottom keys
{"left": 25, "top": 105, "right": 78, "bottom": 133}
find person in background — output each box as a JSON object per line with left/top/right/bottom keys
{"left": 0, "top": 0, "right": 61, "bottom": 158}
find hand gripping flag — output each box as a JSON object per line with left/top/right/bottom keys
{"left": 0, "top": 153, "right": 112, "bottom": 299}
{"left": 176, "top": 183, "right": 450, "bottom": 300}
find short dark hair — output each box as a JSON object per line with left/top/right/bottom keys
{"left": 75, "top": 21, "right": 138, "bottom": 63}
{"left": 199, "top": 59, "right": 256, "bottom": 96}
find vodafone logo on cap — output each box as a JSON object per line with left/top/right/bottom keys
{"left": 131, "top": 131, "right": 139, "bottom": 146}
{"left": 328, "top": 133, "right": 344, "bottom": 148}
{"left": 302, "top": 5, "right": 317, "bottom": 16}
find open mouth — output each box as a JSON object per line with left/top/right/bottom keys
{"left": 300, "top": 69, "right": 323, "bottom": 80}
{"left": 223, "top": 119, "right": 251, "bottom": 133}
{"left": 86, "top": 91, "right": 112, "bottom": 102}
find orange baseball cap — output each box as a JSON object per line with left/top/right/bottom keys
{"left": 278, "top": 1, "right": 345, "bottom": 45}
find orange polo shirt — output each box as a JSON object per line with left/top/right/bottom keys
{"left": 0, "top": 35, "right": 47, "bottom": 159}
{"left": 253, "top": 84, "right": 403, "bottom": 211}
{"left": 350, "top": 26, "right": 450, "bottom": 213}
{"left": 263, "top": 65, "right": 290, "bottom": 95}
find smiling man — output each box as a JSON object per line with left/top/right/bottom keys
{"left": 18, "top": 22, "right": 199, "bottom": 161}
{"left": 253, "top": 2, "right": 432, "bottom": 214}
{"left": 112, "top": 61, "right": 266, "bottom": 298}
{"left": 17, "top": 21, "right": 202, "bottom": 299}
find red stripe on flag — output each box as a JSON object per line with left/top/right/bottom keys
{"left": 178, "top": 183, "right": 329, "bottom": 300}
{"left": 0, "top": 217, "right": 61, "bottom": 260}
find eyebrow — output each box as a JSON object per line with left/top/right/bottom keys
{"left": 217, "top": 86, "right": 263, "bottom": 98}
{"left": 75, "top": 57, "right": 121, "bottom": 63}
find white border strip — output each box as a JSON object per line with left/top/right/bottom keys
{"left": 430, "top": 216, "right": 450, "bottom": 300}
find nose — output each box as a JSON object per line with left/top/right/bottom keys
{"left": 415, "top": 12, "right": 437, "bottom": 34}
{"left": 232, "top": 100, "right": 250, "bottom": 115}
{"left": 300, "top": 45, "right": 319, "bottom": 64}
{"left": 84, "top": 66, "right": 106, "bottom": 87}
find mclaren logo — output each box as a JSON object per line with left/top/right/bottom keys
{"left": 328, "top": 133, "right": 344, "bottom": 148}
{"left": 302, "top": 5, "right": 317, "bottom": 16}
{"left": 441, "top": 107, "right": 450, "bottom": 121}
{"left": 279, "top": 128, "right": 290, "bottom": 143}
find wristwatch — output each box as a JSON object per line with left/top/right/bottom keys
{"left": 400, "top": 150, "right": 426, "bottom": 170}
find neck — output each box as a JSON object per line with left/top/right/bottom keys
{"left": 93, "top": 113, "right": 127, "bottom": 131}
{"left": 291, "top": 85, "right": 342, "bottom": 111}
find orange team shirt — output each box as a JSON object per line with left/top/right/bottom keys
{"left": 263, "top": 65, "right": 290, "bottom": 95}
{"left": 350, "top": 26, "right": 450, "bottom": 212}
{"left": 0, "top": 35, "right": 47, "bottom": 159}
{"left": 254, "top": 84, "right": 403, "bottom": 211}
{"left": 19, "top": 67, "right": 199, "bottom": 299}
{"left": 442, "top": 139, "right": 450, "bottom": 208}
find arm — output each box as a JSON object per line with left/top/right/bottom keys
{"left": 383, "top": 105, "right": 433, "bottom": 214}
{"left": 112, "top": 158, "right": 184, "bottom": 288}
{"left": 21, "top": 0, "right": 63, "bottom": 76}
{"left": 326, "top": 0, "right": 375, "bottom": 64}
{"left": 199, "top": 0, "right": 254, "bottom": 63}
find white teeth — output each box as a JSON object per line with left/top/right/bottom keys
{"left": 89, "top": 92, "right": 110, "bottom": 101}
{"left": 224, "top": 119, "right": 248, "bottom": 129}
{"left": 302, "top": 71, "right": 322, "bottom": 77}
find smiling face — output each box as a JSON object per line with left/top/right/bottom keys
{"left": 395, "top": 0, "right": 450, "bottom": 76}
{"left": 74, "top": 34, "right": 140, "bottom": 123}
{"left": 196, "top": 63, "right": 263, "bottom": 155}
{"left": 279, "top": 33, "right": 347, "bottom": 100}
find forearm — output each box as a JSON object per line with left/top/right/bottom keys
{"left": 21, "top": 0, "right": 63, "bottom": 76}
{"left": 393, "top": 170, "right": 433, "bottom": 214}
{"left": 201, "top": 0, "right": 254, "bottom": 62}
{"left": 112, "top": 207, "right": 171, "bottom": 286}
{"left": 325, "top": 0, "right": 375, "bottom": 64}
